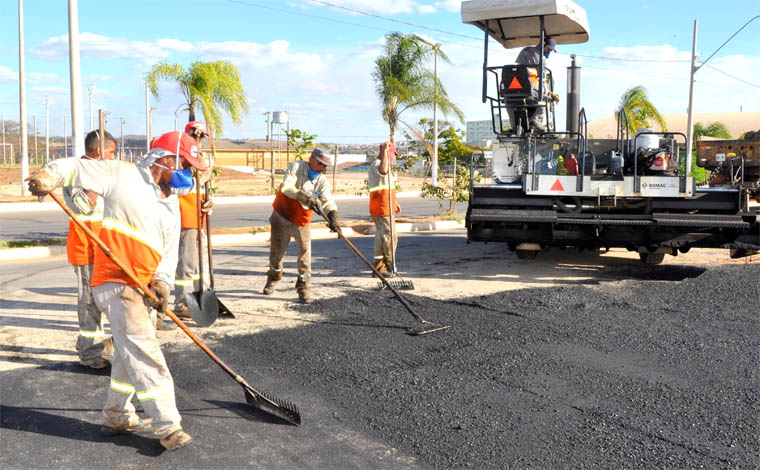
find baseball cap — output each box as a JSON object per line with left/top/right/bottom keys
{"left": 184, "top": 121, "right": 210, "bottom": 138}
{"left": 311, "top": 148, "right": 332, "bottom": 166}
{"left": 544, "top": 37, "right": 557, "bottom": 51}
{"left": 149, "top": 130, "right": 208, "bottom": 171}
{"left": 379, "top": 141, "right": 399, "bottom": 158}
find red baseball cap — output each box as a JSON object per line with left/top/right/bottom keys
{"left": 311, "top": 148, "right": 332, "bottom": 166}
{"left": 150, "top": 131, "right": 208, "bottom": 171}
{"left": 379, "top": 141, "right": 399, "bottom": 158}
{"left": 184, "top": 121, "right": 210, "bottom": 138}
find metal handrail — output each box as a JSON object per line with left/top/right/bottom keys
{"left": 632, "top": 131, "right": 687, "bottom": 193}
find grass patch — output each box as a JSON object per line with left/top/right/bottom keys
{"left": 0, "top": 238, "right": 66, "bottom": 249}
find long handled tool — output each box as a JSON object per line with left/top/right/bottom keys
{"left": 205, "top": 181, "right": 234, "bottom": 319}
{"left": 383, "top": 154, "right": 414, "bottom": 291}
{"left": 50, "top": 192, "right": 301, "bottom": 425}
{"left": 313, "top": 204, "right": 448, "bottom": 335}
{"left": 186, "top": 176, "right": 220, "bottom": 327}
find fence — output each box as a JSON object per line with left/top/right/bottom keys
{"left": 201, "top": 148, "right": 302, "bottom": 171}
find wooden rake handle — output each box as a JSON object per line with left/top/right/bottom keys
{"left": 48, "top": 191, "right": 243, "bottom": 383}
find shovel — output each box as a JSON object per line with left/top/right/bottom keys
{"left": 313, "top": 204, "right": 448, "bottom": 335}
{"left": 185, "top": 175, "right": 219, "bottom": 327}
{"left": 382, "top": 155, "right": 414, "bottom": 291}
{"left": 205, "top": 181, "right": 234, "bottom": 319}
{"left": 50, "top": 191, "right": 301, "bottom": 425}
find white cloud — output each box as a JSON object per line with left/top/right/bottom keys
{"left": 303, "top": 0, "right": 418, "bottom": 15}
{"left": 30, "top": 32, "right": 184, "bottom": 65}
{"left": 418, "top": 5, "right": 436, "bottom": 14}
{"left": 435, "top": 0, "right": 461, "bottom": 12}
{"left": 0, "top": 65, "right": 17, "bottom": 83}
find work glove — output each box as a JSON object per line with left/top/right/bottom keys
{"left": 201, "top": 198, "right": 214, "bottom": 214}
{"left": 547, "top": 91, "right": 560, "bottom": 103}
{"left": 25, "top": 167, "right": 63, "bottom": 197}
{"left": 296, "top": 189, "right": 318, "bottom": 211}
{"left": 147, "top": 280, "right": 169, "bottom": 313}
{"left": 196, "top": 169, "right": 213, "bottom": 185}
{"left": 326, "top": 210, "right": 339, "bottom": 232}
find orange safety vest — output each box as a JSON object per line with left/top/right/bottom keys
{"left": 91, "top": 218, "right": 162, "bottom": 288}
{"left": 66, "top": 218, "right": 102, "bottom": 266}
{"left": 178, "top": 189, "right": 206, "bottom": 229}
{"left": 369, "top": 186, "right": 400, "bottom": 218}
{"left": 272, "top": 183, "right": 313, "bottom": 226}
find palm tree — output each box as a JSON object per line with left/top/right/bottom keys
{"left": 694, "top": 121, "right": 731, "bottom": 139}
{"left": 146, "top": 60, "right": 248, "bottom": 140}
{"left": 372, "top": 33, "right": 463, "bottom": 145}
{"left": 617, "top": 85, "right": 667, "bottom": 133}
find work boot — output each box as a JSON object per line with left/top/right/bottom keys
{"left": 101, "top": 416, "right": 153, "bottom": 436}
{"left": 529, "top": 120, "right": 546, "bottom": 132}
{"left": 295, "top": 279, "right": 311, "bottom": 304}
{"left": 383, "top": 258, "right": 394, "bottom": 278}
{"left": 372, "top": 259, "right": 387, "bottom": 278}
{"left": 156, "top": 312, "right": 178, "bottom": 331}
{"left": 101, "top": 336, "right": 114, "bottom": 359}
{"left": 160, "top": 428, "right": 192, "bottom": 451}
{"left": 79, "top": 356, "right": 110, "bottom": 369}
{"left": 262, "top": 270, "right": 282, "bottom": 295}
{"left": 175, "top": 303, "right": 192, "bottom": 319}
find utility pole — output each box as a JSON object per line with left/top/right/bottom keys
{"left": 44, "top": 95, "right": 52, "bottom": 163}
{"left": 68, "top": 0, "right": 85, "bottom": 157}
{"left": 685, "top": 20, "right": 698, "bottom": 178}
{"left": 33, "top": 115, "right": 38, "bottom": 165}
{"left": 87, "top": 84, "right": 95, "bottom": 131}
{"left": 143, "top": 74, "right": 150, "bottom": 152}
{"left": 432, "top": 43, "right": 441, "bottom": 186}
{"left": 148, "top": 106, "right": 157, "bottom": 144}
{"left": 19, "top": 0, "right": 29, "bottom": 195}
{"left": 263, "top": 111, "right": 271, "bottom": 141}
{"left": 120, "top": 117, "right": 126, "bottom": 159}
{"left": 1, "top": 113, "right": 5, "bottom": 164}
{"left": 63, "top": 115, "right": 67, "bottom": 158}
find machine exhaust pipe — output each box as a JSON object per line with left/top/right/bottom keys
{"left": 566, "top": 54, "right": 581, "bottom": 133}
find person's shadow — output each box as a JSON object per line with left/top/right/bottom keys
{"left": 0, "top": 404, "right": 164, "bottom": 457}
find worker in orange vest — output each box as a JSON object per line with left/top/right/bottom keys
{"left": 263, "top": 148, "right": 339, "bottom": 303}
{"left": 26, "top": 130, "right": 206, "bottom": 451}
{"left": 65, "top": 129, "right": 117, "bottom": 369}
{"left": 368, "top": 141, "right": 401, "bottom": 276}
{"left": 171, "top": 121, "right": 214, "bottom": 321}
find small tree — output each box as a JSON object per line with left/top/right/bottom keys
{"left": 284, "top": 129, "right": 317, "bottom": 160}
{"left": 694, "top": 122, "right": 732, "bottom": 139}
{"left": 617, "top": 85, "right": 667, "bottom": 133}
{"left": 421, "top": 167, "right": 481, "bottom": 216}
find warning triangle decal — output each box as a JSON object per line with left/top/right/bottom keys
{"left": 550, "top": 178, "right": 565, "bottom": 191}
{"left": 508, "top": 77, "right": 522, "bottom": 89}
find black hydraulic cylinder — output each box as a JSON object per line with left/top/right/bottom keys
{"left": 566, "top": 54, "right": 581, "bottom": 133}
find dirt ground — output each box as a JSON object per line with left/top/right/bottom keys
{"left": 0, "top": 165, "right": 426, "bottom": 202}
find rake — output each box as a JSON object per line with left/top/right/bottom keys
{"left": 50, "top": 192, "right": 301, "bottom": 425}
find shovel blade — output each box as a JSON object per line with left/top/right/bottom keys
{"left": 242, "top": 384, "right": 301, "bottom": 426}
{"left": 186, "top": 290, "right": 219, "bottom": 327}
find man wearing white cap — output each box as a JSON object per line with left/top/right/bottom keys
{"left": 263, "top": 148, "right": 339, "bottom": 303}
{"left": 509, "top": 36, "right": 561, "bottom": 132}
{"left": 25, "top": 130, "right": 207, "bottom": 451}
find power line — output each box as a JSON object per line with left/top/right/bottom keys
{"left": 558, "top": 52, "right": 690, "bottom": 63}
{"left": 702, "top": 63, "right": 760, "bottom": 89}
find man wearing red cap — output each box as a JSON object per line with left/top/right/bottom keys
{"left": 171, "top": 121, "right": 214, "bottom": 320}
{"left": 26, "top": 130, "right": 206, "bottom": 451}
{"left": 368, "top": 141, "right": 401, "bottom": 275}
{"left": 263, "top": 148, "right": 339, "bottom": 303}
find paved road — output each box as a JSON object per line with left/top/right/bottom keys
{"left": 0, "top": 198, "right": 466, "bottom": 241}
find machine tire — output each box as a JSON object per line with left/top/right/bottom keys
{"left": 639, "top": 252, "right": 665, "bottom": 265}
{"left": 516, "top": 249, "right": 538, "bottom": 260}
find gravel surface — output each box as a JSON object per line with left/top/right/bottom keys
{"left": 166, "top": 263, "right": 759, "bottom": 469}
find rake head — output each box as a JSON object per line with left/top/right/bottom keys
{"left": 377, "top": 279, "right": 416, "bottom": 291}
{"left": 242, "top": 384, "right": 301, "bottom": 426}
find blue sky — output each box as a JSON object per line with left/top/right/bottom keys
{"left": 1, "top": 0, "right": 758, "bottom": 144}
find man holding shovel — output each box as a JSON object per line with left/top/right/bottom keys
{"left": 368, "top": 141, "right": 400, "bottom": 277}
{"left": 66, "top": 130, "right": 117, "bottom": 369}
{"left": 263, "top": 148, "right": 339, "bottom": 303}
{"left": 171, "top": 121, "right": 214, "bottom": 321}
{"left": 25, "top": 130, "right": 206, "bottom": 451}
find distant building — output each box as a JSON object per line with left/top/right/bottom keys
{"left": 466, "top": 120, "right": 497, "bottom": 147}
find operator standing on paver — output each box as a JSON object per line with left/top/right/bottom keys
{"left": 172, "top": 121, "right": 214, "bottom": 320}
{"left": 66, "top": 130, "right": 117, "bottom": 369}
{"left": 368, "top": 141, "right": 401, "bottom": 277}
{"left": 508, "top": 36, "right": 560, "bottom": 132}
{"left": 25, "top": 130, "right": 207, "bottom": 451}
{"left": 262, "top": 148, "right": 339, "bottom": 303}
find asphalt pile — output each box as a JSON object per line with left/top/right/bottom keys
{"left": 167, "top": 263, "right": 759, "bottom": 468}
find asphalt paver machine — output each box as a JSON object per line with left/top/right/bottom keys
{"left": 461, "top": 0, "right": 759, "bottom": 263}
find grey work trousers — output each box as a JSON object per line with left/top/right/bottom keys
{"left": 93, "top": 282, "right": 182, "bottom": 436}
{"left": 73, "top": 264, "right": 108, "bottom": 361}
{"left": 372, "top": 215, "right": 397, "bottom": 263}
{"left": 174, "top": 228, "right": 207, "bottom": 308}
{"left": 268, "top": 210, "right": 311, "bottom": 282}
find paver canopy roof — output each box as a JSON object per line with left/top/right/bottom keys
{"left": 461, "top": 0, "right": 590, "bottom": 49}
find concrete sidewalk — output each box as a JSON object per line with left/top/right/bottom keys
{"left": 0, "top": 219, "right": 465, "bottom": 262}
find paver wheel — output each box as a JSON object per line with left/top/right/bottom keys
{"left": 516, "top": 249, "right": 538, "bottom": 260}
{"left": 639, "top": 252, "right": 665, "bottom": 264}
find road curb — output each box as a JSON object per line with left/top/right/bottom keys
{"left": 0, "top": 220, "right": 465, "bottom": 261}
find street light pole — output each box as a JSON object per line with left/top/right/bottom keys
{"left": 120, "top": 117, "right": 125, "bottom": 159}
{"left": 44, "top": 95, "right": 52, "bottom": 163}
{"left": 87, "top": 84, "right": 95, "bottom": 131}
{"left": 33, "top": 115, "right": 38, "bottom": 165}
{"left": 148, "top": 106, "right": 157, "bottom": 144}
{"left": 68, "top": 0, "right": 85, "bottom": 158}
{"left": 19, "top": 0, "right": 29, "bottom": 195}
{"left": 63, "top": 115, "right": 67, "bottom": 158}
{"left": 432, "top": 43, "right": 441, "bottom": 186}
{"left": 1, "top": 113, "right": 5, "bottom": 164}
{"left": 263, "top": 111, "right": 271, "bottom": 141}
{"left": 143, "top": 74, "right": 150, "bottom": 152}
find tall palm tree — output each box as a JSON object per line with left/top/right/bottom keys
{"left": 617, "top": 85, "right": 667, "bottom": 133}
{"left": 694, "top": 121, "right": 731, "bottom": 139}
{"left": 146, "top": 60, "right": 248, "bottom": 139}
{"left": 372, "top": 33, "right": 463, "bottom": 145}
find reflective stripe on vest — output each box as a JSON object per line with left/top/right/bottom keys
{"left": 369, "top": 186, "right": 398, "bottom": 218}
{"left": 272, "top": 183, "right": 313, "bottom": 226}
{"left": 111, "top": 379, "right": 135, "bottom": 394}
{"left": 91, "top": 219, "right": 162, "bottom": 287}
